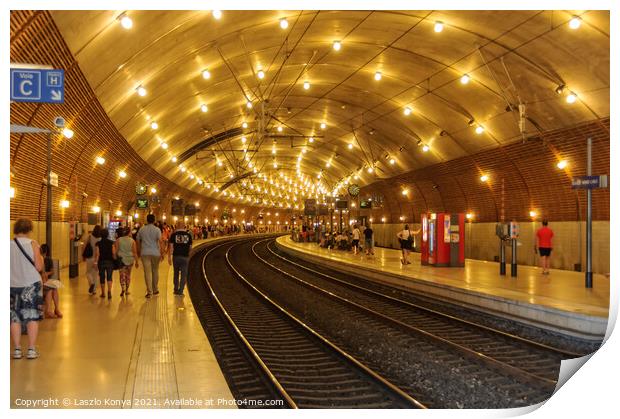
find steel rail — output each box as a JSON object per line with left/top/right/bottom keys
{"left": 249, "top": 239, "right": 559, "bottom": 390}
{"left": 268, "top": 239, "right": 584, "bottom": 358}
{"left": 200, "top": 240, "right": 298, "bottom": 408}
{"left": 224, "top": 240, "right": 427, "bottom": 409}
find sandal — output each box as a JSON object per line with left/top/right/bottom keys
{"left": 54, "top": 310, "right": 63, "bottom": 318}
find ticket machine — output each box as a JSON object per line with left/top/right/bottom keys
{"left": 420, "top": 213, "right": 465, "bottom": 267}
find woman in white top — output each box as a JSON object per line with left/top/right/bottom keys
{"left": 396, "top": 224, "right": 421, "bottom": 265}
{"left": 351, "top": 225, "right": 361, "bottom": 255}
{"left": 10, "top": 218, "right": 44, "bottom": 360}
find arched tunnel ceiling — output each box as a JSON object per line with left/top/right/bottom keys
{"left": 50, "top": 10, "right": 610, "bottom": 208}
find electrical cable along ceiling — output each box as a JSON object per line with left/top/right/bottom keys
{"left": 50, "top": 10, "right": 610, "bottom": 209}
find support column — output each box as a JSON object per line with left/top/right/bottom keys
{"left": 586, "top": 137, "right": 593, "bottom": 288}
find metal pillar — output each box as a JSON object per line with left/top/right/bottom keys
{"left": 46, "top": 132, "right": 53, "bottom": 257}
{"left": 586, "top": 137, "right": 593, "bottom": 288}
{"left": 499, "top": 240, "right": 506, "bottom": 275}
{"left": 511, "top": 238, "right": 517, "bottom": 277}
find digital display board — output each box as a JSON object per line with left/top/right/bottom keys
{"left": 136, "top": 198, "right": 149, "bottom": 209}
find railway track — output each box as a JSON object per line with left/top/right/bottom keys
{"left": 247, "top": 238, "right": 580, "bottom": 392}
{"left": 190, "top": 239, "right": 427, "bottom": 409}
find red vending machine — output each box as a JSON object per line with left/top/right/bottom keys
{"left": 420, "top": 213, "right": 465, "bottom": 267}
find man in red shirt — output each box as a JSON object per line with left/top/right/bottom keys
{"left": 535, "top": 220, "right": 554, "bottom": 275}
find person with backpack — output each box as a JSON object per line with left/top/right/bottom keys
{"left": 10, "top": 218, "right": 44, "bottom": 359}
{"left": 397, "top": 224, "right": 420, "bottom": 265}
{"left": 83, "top": 225, "right": 102, "bottom": 295}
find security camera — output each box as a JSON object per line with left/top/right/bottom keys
{"left": 54, "top": 116, "right": 65, "bottom": 128}
{"left": 81, "top": 192, "right": 88, "bottom": 198}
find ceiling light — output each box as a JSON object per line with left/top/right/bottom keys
{"left": 62, "top": 127, "right": 74, "bottom": 139}
{"left": 475, "top": 125, "right": 485, "bottom": 134}
{"left": 92, "top": 205, "right": 101, "bottom": 213}
{"left": 279, "top": 18, "right": 289, "bottom": 29}
{"left": 96, "top": 156, "right": 105, "bottom": 165}
{"left": 566, "top": 93, "right": 577, "bottom": 104}
{"left": 529, "top": 210, "right": 537, "bottom": 218}
{"left": 212, "top": 10, "right": 222, "bottom": 20}
{"left": 466, "top": 213, "right": 474, "bottom": 220}
{"left": 217, "top": 160, "right": 223, "bottom": 167}
{"left": 151, "top": 187, "right": 157, "bottom": 194}
{"left": 257, "top": 69, "right": 265, "bottom": 79}
{"left": 434, "top": 21, "right": 444, "bottom": 32}
{"left": 136, "top": 86, "right": 147, "bottom": 96}
{"left": 189, "top": 174, "right": 194, "bottom": 179}
{"left": 374, "top": 71, "right": 382, "bottom": 81}
{"left": 460, "top": 74, "right": 470, "bottom": 84}
{"left": 348, "top": 143, "right": 353, "bottom": 149}
{"left": 150, "top": 121, "right": 158, "bottom": 130}
{"left": 241, "top": 136, "right": 247, "bottom": 143}
{"left": 569, "top": 16, "right": 582, "bottom": 29}
{"left": 202, "top": 69, "right": 211, "bottom": 79}
{"left": 119, "top": 170, "right": 127, "bottom": 178}
{"left": 171, "top": 156, "right": 177, "bottom": 163}
{"left": 273, "top": 162, "right": 278, "bottom": 168}
{"left": 60, "top": 199, "right": 70, "bottom": 208}
{"left": 277, "top": 125, "right": 283, "bottom": 132}
{"left": 303, "top": 80, "right": 310, "bottom": 90}
{"left": 320, "top": 122, "right": 327, "bottom": 129}
{"left": 367, "top": 167, "right": 374, "bottom": 173}
{"left": 308, "top": 137, "right": 314, "bottom": 143}
{"left": 161, "top": 142, "right": 168, "bottom": 149}
{"left": 180, "top": 166, "right": 186, "bottom": 172}
{"left": 480, "top": 174, "right": 489, "bottom": 182}
{"left": 422, "top": 145, "right": 430, "bottom": 152}
{"left": 333, "top": 40, "right": 342, "bottom": 51}
{"left": 115, "top": 210, "right": 123, "bottom": 216}
{"left": 555, "top": 84, "right": 566, "bottom": 95}
{"left": 326, "top": 162, "right": 331, "bottom": 168}
{"left": 119, "top": 15, "right": 133, "bottom": 29}
{"left": 557, "top": 160, "right": 568, "bottom": 169}
{"left": 389, "top": 158, "right": 396, "bottom": 165}
{"left": 403, "top": 107, "right": 412, "bottom": 116}
{"left": 246, "top": 101, "right": 253, "bottom": 109}
{"left": 242, "top": 122, "right": 248, "bottom": 129}
{"left": 401, "top": 189, "right": 408, "bottom": 195}
{"left": 201, "top": 104, "right": 208, "bottom": 113}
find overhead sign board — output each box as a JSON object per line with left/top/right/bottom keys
{"left": 136, "top": 198, "right": 149, "bottom": 209}
{"left": 571, "top": 175, "right": 609, "bottom": 189}
{"left": 10, "top": 68, "right": 65, "bottom": 103}
{"left": 171, "top": 199, "right": 184, "bottom": 216}
{"left": 335, "top": 200, "right": 348, "bottom": 209}
{"left": 304, "top": 199, "right": 317, "bottom": 215}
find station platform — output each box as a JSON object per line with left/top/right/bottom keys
{"left": 276, "top": 236, "right": 609, "bottom": 340}
{"left": 10, "top": 239, "right": 236, "bottom": 409}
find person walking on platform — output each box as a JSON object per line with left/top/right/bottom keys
{"left": 351, "top": 224, "right": 361, "bottom": 255}
{"left": 137, "top": 214, "right": 163, "bottom": 298}
{"left": 535, "top": 220, "right": 554, "bottom": 275}
{"left": 397, "top": 224, "right": 420, "bottom": 265}
{"left": 168, "top": 221, "right": 193, "bottom": 296}
{"left": 10, "top": 219, "right": 44, "bottom": 360}
{"left": 364, "top": 224, "right": 375, "bottom": 256}
{"left": 93, "top": 228, "right": 117, "bottom": 299}
{"left": 83, "top": 225, "right": 101, "bottom": 295}
{"left": 41, "top": 244, "right": 62, "bottom": 319}
{"left": 117, "top": 227, "right": 139, "bottom": 297}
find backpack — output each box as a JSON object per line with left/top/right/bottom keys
{"left": 82, "top": 237, "right": 93, "bottom": 258}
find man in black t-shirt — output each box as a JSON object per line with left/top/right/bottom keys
{"left": 168, "top": 222, "right": 193, "bottom": 296}
{"left": 363, "top": 225, "right": 375, "bottom": 256}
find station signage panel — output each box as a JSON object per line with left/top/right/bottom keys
{"left": 10, "top": 67, "right": 65, "bottom": 103}
{"left": 571, "top": 175, "right": 608, "bottom": 189}
{"left": 335, "top": 200, "right": 348, "bottom": 209}
{"left": 359, "top": 199, "right": 372, "bottom": 209}
{"left": 171, "top": 199, "right": 184, "bottom": 216}
{"left": 304, "top": 199, "right": 317, "bottom": 215}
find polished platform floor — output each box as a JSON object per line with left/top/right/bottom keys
{"left": 10, "top": 239, "right": 236, "bottom": 409}
{"left": 278, "top": 236, "right": 609, "bottom": 319}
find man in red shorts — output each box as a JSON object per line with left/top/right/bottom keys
{"left": 535, "top": 220, "right": 554, "bottom": 275}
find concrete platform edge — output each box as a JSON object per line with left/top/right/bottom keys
{"left": 275, "top": 237, "right": 607, "bottom": 340}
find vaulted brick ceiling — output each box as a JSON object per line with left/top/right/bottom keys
{"left": 49, "top": 10, "right": 610, "bottom": 209}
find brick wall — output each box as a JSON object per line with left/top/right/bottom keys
{"left": 10, "top": 10, "right": 265, "bottom": 226}
{"left": 359, "top": 118, "right": 609, "bottom": 223}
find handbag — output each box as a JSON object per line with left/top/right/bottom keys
{"left": 113, "top": 256, "right": 125, "bottom": 270}
{"left": 82, "top": 239, "right": 93, "bottom": 258}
